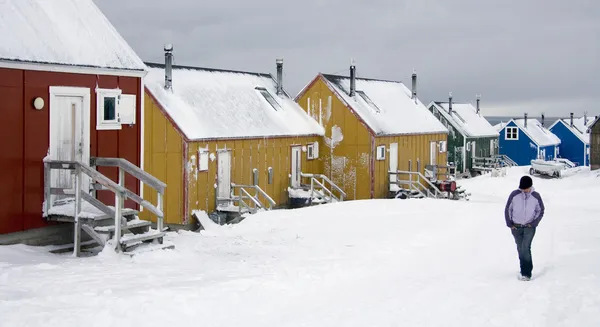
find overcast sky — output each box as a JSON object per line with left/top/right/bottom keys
{"left": 96, "top": 0, "right": 599, "bottom": 118}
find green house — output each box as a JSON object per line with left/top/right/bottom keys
{"left": 427, "top": 96, "right": 499, "bottom": 175}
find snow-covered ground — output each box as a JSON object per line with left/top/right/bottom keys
{"left": 1, "top": 167, "right": 599, "bottom": 326}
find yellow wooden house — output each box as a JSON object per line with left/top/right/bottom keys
{"left": 295, "top": 65, "right": 449, "bottom": 200}
{"left": 141, "top": 48, "right": 323, "bottom": 227}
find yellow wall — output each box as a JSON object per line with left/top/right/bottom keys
{"left": 296, "top": 76, "right": 449, "bottom": 200}
{"left": 373, "top": 134, "right": 448, "bottom": 199}
{"left": 141, "top": 93, "right": 184, "bottom": 225}
{"left": 186, "top": 136, "right": 322, "bottom": 219}
{"left": 296, "top": 77, "right": 372, "bottom": 200}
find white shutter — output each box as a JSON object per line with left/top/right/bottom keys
{"left": 313, "top": 141, "right": 319, "bottom": 158}
{"left": 119, "top": 94, "right": 137, "bottom": 124}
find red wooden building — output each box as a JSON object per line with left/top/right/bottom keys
{"left": 0, "top": 0, "right": 147, "bottom": 241}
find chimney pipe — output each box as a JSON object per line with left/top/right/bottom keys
{"left": 524, "top": 113, "right": 528, "bottom": 128}
{"left": 448, "top": 92, "right": 453, "bottom": 115}
{"left": 584, "top": 111, "right": 588, "bottom": 125}
{"left": 411, "top": 69, "right": 417, "bottom": 104}
{"left": 276, "top": 58, "right": 283, "bottom": 95}
{"left": 541, "top": 113, "right": 545, "bottom": 127}
{"left": 349, "top": 59, "right": 356, "bottom": 97}
{"left": 476, "top": 94, "right": 481, "bottom": 115}
{"left": 570, "top": 112, "right": 574, "bottom": 127}
{"left": 164, "top": 44, "right": 173, "bottom": 91}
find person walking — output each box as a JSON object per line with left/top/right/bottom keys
{"left": 504, "top": 175, "right": 545, "bottom": 281}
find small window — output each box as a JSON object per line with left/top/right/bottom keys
{"left": 255, "top": 87, "right": 280, "bottom": 110}
{"left": 96, "top": 88, "right": 122, "bottom": 130}
{"left": 376, "top": 145, "right": 386, "bottom": 160}
{"left": 356, "top": 90, "right": 380, "bottom": 113}
{"left": 439, "top": 140, "right": 447, "bottom": 153}
{"left": 198, "top": 150, "right": 209, "bottom": 171}
{"left": 505, "top": 127, "right": 518, "bottom": 140}
{"left": 307, "top": 142, "right": 319, "bottom": 160}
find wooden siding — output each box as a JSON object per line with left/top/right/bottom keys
{"left": 295, "top": 77, "right": 372, "bottom": 200}
{"left": 185, "top": 136, "right": 322, "bottom": 221}
{"left": 141, "top": 92, "right": 184, "bottom": 225}
{"left": 591, "top": 122, "right": 600, "bottom": 170}
{"left": 0, "top": 67, "right": 142, "bottom": 235}
{"left": 373, "top": 134, "right": 448, "bottom": 199}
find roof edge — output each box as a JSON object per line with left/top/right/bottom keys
{"left": 144, "top": 62, "right": 271, "bottom": 78}
{"left": 0, "top": 58, "right": 147, "bottom": 77}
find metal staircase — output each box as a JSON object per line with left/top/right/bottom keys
{"left": 43, "top": 157, "right": 172, "bottom": 257}
{"left": 493, "top": 154, "right": 518, "bottom": 167}
{"left": 230, "top": 183, "right": 276, "bottom": 214}
{"left": 389, "top": 169, "right": 470, "bottom": 201}
{"left": 287, "top": 173, "right": 346, "bottom": 206}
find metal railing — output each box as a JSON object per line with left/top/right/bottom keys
{"left": 300, "top": 172, "right": 346, "bottom": 203}
{"left": 43, "top": 157, "right": 166, "bottom": 256}
{"left": 493, "top": 154, "right": 517, "bottom": 167}
{"left": 471, "top": 157, "right": 500, "bottom": 171}
{"left": 231, "top": 183, "right": 276, "bottom": 214}
{"left": 389, "top": 170, "right": 443, "bottom": 199}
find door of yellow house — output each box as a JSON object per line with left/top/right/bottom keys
{"left": 430, "top": 141, "right": 437, "bottom": 165}
{"left": 217, "top": 150, "right": 232, "bottom": 205}
{"left": 291, "top": 146, "right": 302, "bottom": 188}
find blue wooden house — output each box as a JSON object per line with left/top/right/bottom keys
{"left": 548, "top": 114, "right": 593, "bottom": 166}
{"left": 497, "top": 115, "right": 561, "bottom": 166}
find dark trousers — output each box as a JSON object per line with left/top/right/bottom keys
{"left": 511, "top": 226, "right": 536, "bottom": 277}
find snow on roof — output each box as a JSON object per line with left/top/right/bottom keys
{"left": 321, "top": 74, "right": 448, "bottom": 136}
{"left": 551, "top": 117, "right": 593, "bottom": 145}
{"left": 0, "top": 0, "right": 145, "bottom": 72}
{"left": 511, "top": 119, "right": 561, "bottom": 147}
{"left": 145, "top": 63, "right": 324, "bottom": 140}
{"left": 431, "top": 102, "right": 499, "bottom": 138}
{"left": 494, "top": 121, "right": 507, "bottom": 132}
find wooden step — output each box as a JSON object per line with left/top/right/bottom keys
{"left": 94, "top": 219, "right": 152, "bottom": 234}
{"left": 123, "top": 241, "right": 175, "bottom": 256}
{"left": 119, "top": 230, "right": 165, "bottom": 245}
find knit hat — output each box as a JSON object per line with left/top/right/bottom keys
{"left": 519, "top": 176, "right": 533, "bottom": 190}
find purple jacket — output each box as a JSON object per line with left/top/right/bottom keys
{"left": 504, "top": 187, "right": 545, "bottom": 228}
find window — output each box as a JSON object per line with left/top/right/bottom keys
{"left": 255, "top": 87, "right": 280, "bottom": 110}
{"left": 376, "top": 145, "right": 386, "bottom": 160}
{"left": 307, "top": 142, "right": 319, "bottom": 160}
{"left": 198, "top": 150, "right": 209, "bottom": 171}
{"left": 356, "top": 90, "right": 380, "bottom": 113}
{"left": 505, "top": 127, "right": 519, "bottom": 140}
{"left": 438, "top": 140, "right": 447, "bottom": 153}
{"left": 96, "top": 88, "right": 122, "bottom": 130}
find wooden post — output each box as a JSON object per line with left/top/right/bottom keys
{"left": 114, "top": 168, "right": 124, "bottom": 252}
{"left": 73, "top": 165, "right": 82, "bottom": 257}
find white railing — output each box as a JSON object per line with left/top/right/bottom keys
{"left": 231, "top": 183, "right": 276, "bottom": 214}
{"left": 44, "top": 157, "right": 166, "bottom": 256}
{"left": 389, "top": 170, "right": 443, "bottom": 199}
{"left": 493, "top": 154, "right": 517, "bottom": 167}
{"left": 300, "top": 173, "right": 346, "bottom": 203}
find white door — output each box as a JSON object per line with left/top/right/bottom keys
{"left": 430, "top": 142, "right": 437, "bottom": 165}
{"left": 217, "top": 151, "right": 232, "bottom": 200}
{"left": 490, "top": 139, "right": 495, "bottom": 156}
{"left": 291, "top": 146, "right": 302, "bottom": 188}
{"left": 389, "top": 143, "right": 398, "bottom": 183}
{"left": 49, "top": 88, "right": 90, "bottom": 203}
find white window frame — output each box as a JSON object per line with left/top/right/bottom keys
{"left": 376, "top": 145, "right": 386, "bottom": 160}
{"left": 438, "top": 140, "right": 447, "bottom": 153}
{"left": 505, "top": 127, "right": 519, "bottom": 140}
{"left": 198, "top": 149, "right": 209, "bottom": 172}
{"left": 96, "top": 88, "right": 122, "bottom": 130}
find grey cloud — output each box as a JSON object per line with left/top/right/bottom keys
{"left": 96, "top": 0, "right": 600, "bottom": 117}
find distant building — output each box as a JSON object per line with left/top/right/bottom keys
{"left": 548, "top": 113, "right": 594, "bottom": 166}
{"left": 497, "top": 115, "right": 561, "bottom": 166}
{"left": 588, "top": 116, "right": 600, "bottom": 170}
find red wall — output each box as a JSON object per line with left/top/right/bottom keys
{"left": 0, "top": 67, "right": 142, "bottom": 234}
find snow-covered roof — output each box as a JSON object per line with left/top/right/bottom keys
{"left": 509, "top": 119, "right": 561, "bottom": 147}
{"left": 430, "top": 102, "right": 499, "bottom": 138}
{"left": 549, "top": 117, "right": 594, "bottom": 145}
{"left": 320, "top": 74, "right": 448, "bottom": 136}
{"left": 0, "top": 0, "right": 145, "bottom": 72}
{"left": 145, "top": 63, "right": 324, "bottom": 140}
{"left": 494, "top": 121, "right": 507, "bottom": 132}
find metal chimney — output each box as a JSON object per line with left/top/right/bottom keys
{"left": 448, "top": 92, "right": 453, "bottom": 115}
{"left": 584, "top": 111, "right": 588, "bottom": 125}
{"left": 541, "top": 113, "right": 545, "bottom": 127}
{"left": 411, "top": 69, "right": 417, "bottom": 104}
{"left": 349, "top": 59, "right": 356, "bottom": 97}
{"left": 524, "top": 113, "right": 528, "bottom": 128}
{"left": 570, "top": 112, "right": 574, "bottom": 127}
{"left": 476, "top": 94, "right": 481, "bottom": 115}
{"left": 276, "top": 58, "right": 283, "bottom": 95}
{"left": 164, "top": 44, "right": 173, "bottom": 91}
